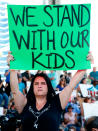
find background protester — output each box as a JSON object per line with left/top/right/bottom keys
{"left": 60, "top": 71, "right": 70, "bottom": 84}
{"left": 56, "top": 78, "right": 67, "bottom": 91}
{"left": 4, "top": 69, "right": 11, "bottom": 96}
{"left": 22, "top": 70, "right": 32, "bottom": 94}
{"left": 84, "top": 97, "right": 91, "bottom": 103}
{"left": 89, "top": 67, "right": 98, "bottom": 84}
{"left": 18, "top": 74, "right": 26, "bottom": 95}
{"left": 64, "top": 105, "right": 80, "bottom": 131}
{"left": 67, "top": 72, "right": 72, "bottom": 83}
{"left": 0, "top": 75, "right": 9, "bottom": 109}
{"left": 22, "top": 70, "right": 31, "bottom": 87}
{"left": 48, "top": 70, "right": 58, "bottom": 90}
{"left": 65, "top": 98, "right": 81, "bottom": 115}
{"left": 81, "top": 78, "right": 87, "bottom": 84}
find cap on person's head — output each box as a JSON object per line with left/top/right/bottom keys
{"left": 68, "top": 105, "right": 74, "bottom": 109}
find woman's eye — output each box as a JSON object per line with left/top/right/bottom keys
{"left": 34, "top": 82, "right": 46, "bottom": 85}
{"left": 41, "top": 82, "right": 46, "bottom": 85}
{"left": 34, "top": 82, "right": 38, "bottom": 85}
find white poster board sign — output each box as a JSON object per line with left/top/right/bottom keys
{"left": 79, "top": 84, "right": 93, "bottom": 97}
{"left": 0, "top": 107, "right": 4, "bottom": 116}
{"left": 83, "top": 102, "right": 98, "bottom": 119}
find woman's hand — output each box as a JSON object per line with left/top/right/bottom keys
{"left": 77, "top": 51, "right": 94, "bottom": 73}
{"left": 70, "top": 51, "right": 94, "bottom": 88}
{"left": 7, "top": 51, "right": 14, "bottom": 66}
{"left": 87, "top": 51, "right": 94, "bottom": 64}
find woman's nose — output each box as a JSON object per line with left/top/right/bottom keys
{"left": 38, "top": 83, "right": 42, "bottom": 88}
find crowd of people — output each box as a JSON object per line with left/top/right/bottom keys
{"left": 0, "top": 65, "right": 98, "bottom": 130}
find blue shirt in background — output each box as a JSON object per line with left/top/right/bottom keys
{"left": 5, "top": 70, "right": 10, "bottom": 83}
{"left": 56, "top": 85, "right": 65, "bottom": 91}
{"left": 90, "top": 71, "right": 98, "bottom": 81}
{"left": 48, "top": 72, "right": 57, "bottom": 90}
{"left": 18, "top": 82, "right": 26, "bottom": 94}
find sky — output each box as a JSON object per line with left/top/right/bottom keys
{"left": 0, "top": 0, "right": 98, "bottom": 77}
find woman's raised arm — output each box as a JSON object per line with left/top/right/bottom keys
{"left": 7, "top": 52, "right": 27, "bottom": 113}
{"left": 59, "top": 52, "right": 94, "bottom": 109}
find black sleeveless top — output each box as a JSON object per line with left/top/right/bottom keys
{"left": 20, "top": 94, "right": 62, "bottom": 131}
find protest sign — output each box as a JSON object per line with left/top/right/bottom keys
{"left": 0, "top": 107, "right": 4, "bottom": 116}
{"left": 83, "top": 103, "right": 98, "bottom": 119}
{"left": 7, "top": 4, "right": 91, "bottom": 70}
{"left": 79, "top": 84, "right": 93, "bottom": 97}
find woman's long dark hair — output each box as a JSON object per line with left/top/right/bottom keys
{"left": 26, "top": 73, "right": 56, "bottom": 104}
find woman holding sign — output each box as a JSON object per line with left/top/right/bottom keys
{"left": 7, "top": 52, "right": 93, "bottom": 131}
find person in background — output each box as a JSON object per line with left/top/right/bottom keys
{"left": 64, "top": 105, "right": 80, "bottom": 131}
{"left": 22, "top": 70, "right": 31, "bottom": 87}
{"left": 85, "top": 116, "right": 98, "bottom": 131}
{"left": 4, "top": 69, "right": 11, "bottom": 96}
{"left": 65, "top": 98, "right": 81, "bottom": 115}
{"left": 60, "top": 71, "right": 70, "bottom": 84}
{"left": 83, "top": 97, "right": 96, "bottom": 104}
{"left": 18, "top": 74, "right": 26, "bottom": 95}
{"left": 0, "top": 75, "right": 9, "bottom": 109}
{"left": 48, "top": 70, "right": 57, "bottom": 90}
{"left": 56, "top": 78, "right": 66, "bottom": 91}
{"left": 89, "top": 67, "right": 98, "bottom": 84}
{"left": 84, "top": 97, "right": 91, "bottom": 103}
{"left": 67, "top": 72, "right": 72, "bottom": 83}
{"left": 81, "top": 78, "right": 87, "bottom": 84}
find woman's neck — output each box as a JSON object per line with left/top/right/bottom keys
{"left": 68, "top": 112, "right": 72, "bottom": 115}
{"left": 61, "top": 84, "right": 64, "bottom": 87}
{"left": 35, "top": 96, "right": 47, "bottom": 111}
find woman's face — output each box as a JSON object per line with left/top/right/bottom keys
{"left": 83, "top": 78, "right": 87, "bottom": 84}
{"left": 68, "top": 108, "right": 73, "bottom": 112}
{"left": 61, "top": 79, "right": 65, "bottom": 83}
{"left": 60, "top": 78, "right": 66, "bottom": 85}
{"left": 87, "top": 98, "right": 91, "bottom": 103}
{"left": 33, "top": 76, "right": 48, "bottom": 97}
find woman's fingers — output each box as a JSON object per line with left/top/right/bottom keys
{"left": 87, "top": 52, "right": 94, "bottom": 64}
{"left": 8, "top": 51, "right": 12, "bottom": 54}
{"left": 7, "top": 52, "right": 14, "bottom": 65}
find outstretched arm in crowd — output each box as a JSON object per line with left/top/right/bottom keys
{"left": 59, "top": 52, "right": 94, "bottom": 109}
{"left": 4, "top": 69, "right": 10, "bottom": 76}
{"left": 7, "top": 52, "right": 27, "bottom": 113}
